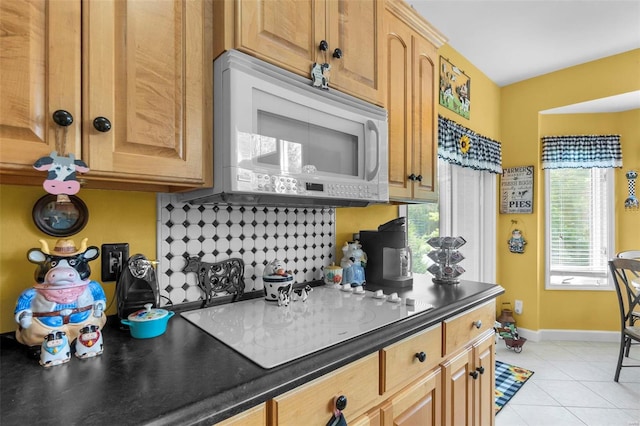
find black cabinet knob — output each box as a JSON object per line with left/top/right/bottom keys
{"left": 93, "top": 117, "right": 112, "bottom": 133}
{"left": 416, "top": 174, "right": 423, "bottom": 182}
{"left": 470, "top": 371, "right": 479, "bottom": 379}
{"left": 415, "top": 351, "right": 427, "bottom": 362}
{"left": 408, "top": 173, "right": 416, "bottom": 181}
{"left": 52, "top": 110, "right": 73, "bottom": 127}
{"left": 476, "top": 366, "right": 485, "bottom": 375}
{"left": 319, "top": 40, "right": 328, "bottom": 51}
{"left": 335, "top": 395, "right": 347, "bottom": 411}
{"left": 333, "top": 48, "right": 343, "bottom": 59}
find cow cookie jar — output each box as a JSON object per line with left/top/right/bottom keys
{"left": 14, "top": 238, "right": 107, "bottom": 352}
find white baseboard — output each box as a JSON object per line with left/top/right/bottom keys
{"left": 515, "top": 328, "right": 620, "bottom": 343}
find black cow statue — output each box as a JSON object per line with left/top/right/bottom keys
{"left": 14, "top": 238, "right": 107, "bottom": 348}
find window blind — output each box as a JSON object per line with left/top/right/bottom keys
{"left": 548, "top": 168, "right": 609, "bottom": 277}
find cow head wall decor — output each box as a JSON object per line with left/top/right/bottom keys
{"left": 33, "top": 151, "right": 89, "bottom": 196}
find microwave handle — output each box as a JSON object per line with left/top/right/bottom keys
{"left": 365, "top": 120, "right": 380, "bottom": 182}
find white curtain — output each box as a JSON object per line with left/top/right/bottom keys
{"left": 438, "top": 158, "right": 497, "bottom": 283}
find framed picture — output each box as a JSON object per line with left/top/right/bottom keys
{"left": 439, "top": 56, "right": 471, "bottom": 119}
{"left": 500, "top": 166, "right": 534, "bottom": 214}
{"left": 32, "top": 194, "right": 89, "bottom": 237}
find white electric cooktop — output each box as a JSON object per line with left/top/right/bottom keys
{"left": 181, "top": 286, "right": 434, "bottom": 368}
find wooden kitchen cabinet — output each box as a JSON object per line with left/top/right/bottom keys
{"left": 384, "top": 0, "right": 446, "bottom": 202}
{"left": 380, "top": 323, "right": 442, "bottom": 394}
{"left": 215, "top": 403, "right": 266, "bottom": 426}
{"left": 0, "top": 0, "right": 212, "bottom": 190}
{"left": 441, "top": 301, "right": 496, "bottom": 426}
{"left": 0, "top": 0, "right": 82, "bottom": 171}
{"left": 231, "top": 299, "right": 497, "bottom": 426}
{"left": 268, "top": 352, "right": 381, "bottom": 425}
{"left": 224, "top": 0, "right": 384, "bottom": 106}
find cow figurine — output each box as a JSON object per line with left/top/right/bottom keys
{"left": 277, "top": 283, "right": 293, "bottom": 307}
{"left": 74, "top": 324, "right": 104, "bottom": 359}
{"left": 14, "top": 238, "right": 107, "bottom": 348}
{"left": 39, "top": 330, "right": 71, "bottom": 367}
{"left": 292, "top": 285, "right": 313, "bottom": 302}
{"left": 33, "top": 151, "right": 89, "bottom": 195}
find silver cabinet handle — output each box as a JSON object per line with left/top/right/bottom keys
{"left": 472, "top": 320, "right": 482, "bottom": 329}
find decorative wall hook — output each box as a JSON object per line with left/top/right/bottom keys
{"left": 625, "top": 170, "right": 639, "bottom": 210}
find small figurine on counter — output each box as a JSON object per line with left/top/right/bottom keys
{"left": 39, "top": 330, "right": 71, "bottom": 367}
{"left": 277, "top": 283, "right": 293, "bottom": 307}
{"left": 341, "top": 241, "right": 366, "bottom": 286}
{"left": 292, "top": 285, "right": 313, "bottom": 302}
{"left": 74, "top": 324, "right": 104, "bottom": 359}
{"left": 14, "top": 238, "right": 107, "bottom": 352}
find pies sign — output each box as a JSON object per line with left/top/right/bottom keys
{"left": 500, "top": 166, "right": 534, "bottom": 214}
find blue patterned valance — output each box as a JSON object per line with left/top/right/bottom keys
{"left": 438, "top": 115, "right": 502, "bottom": 174}
{"left": 541, "top": 134, "right": 622, "bottom": 169}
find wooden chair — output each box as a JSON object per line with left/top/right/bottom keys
{"left": 608, "top": 258, "right": 640, "bottom": 381}
{"left": 617, "top": 251, "right": 640, "bottom": 325}
{"left": 617, "top": 250, "right": 640, "bottom": 260}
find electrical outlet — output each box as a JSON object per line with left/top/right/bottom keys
{"left": 101, "top": 243, "right": 129, "bottom": 282}
{"left": 514, "top": 299, "right": 523, "bottom": 315}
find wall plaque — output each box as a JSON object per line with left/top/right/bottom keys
{"left": 500, "top": 166, "right": 534, "bottom": 214}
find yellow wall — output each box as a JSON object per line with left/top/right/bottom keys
{"left": 499, "top": 49, "right": 640, "bottom": 332}
{"left": 0, "top": 185, "right": 156, "bottom": 333}
{"left": 335, "top": 43, "right": 502, "bottom": 261}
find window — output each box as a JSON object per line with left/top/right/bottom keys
{"left": 545, "top": 167, "right": 615, "bottom": 290}
{"left": 404, "top": 159, "right": 496, "bottom": 282}
{"left": 406, "top": 202, "right": 439, "bottom": 274}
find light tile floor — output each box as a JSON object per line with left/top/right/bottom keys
{"left": 495, "top": 339, "right": 640, "bottom": 426}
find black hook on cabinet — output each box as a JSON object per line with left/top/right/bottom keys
{"left": 319, "top": 40, "right": 329, "bottom": 51}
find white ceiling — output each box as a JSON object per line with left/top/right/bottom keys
{"left": 407, "top": 0, "right": 640, "bottom": 113}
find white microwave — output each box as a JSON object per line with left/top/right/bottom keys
{"left": 179, "top": 50, "right": 389, "bottom": 207}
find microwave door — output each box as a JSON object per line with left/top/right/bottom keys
{"left": 252, "top": 89, "right": 365, "bottom": 180}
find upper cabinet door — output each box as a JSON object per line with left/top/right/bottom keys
{"left": 385, "top": 11, "right": 413, "bottom": 200}
{"left": 326, "top": 0, "right": 383, "bottom": 106}
{"left": 237, "top": 0, "right": 323, "bottom": 76}
{"left": 236, "top": 0, "right": 383, "bottom": 105}
{"left": 0, "top": 0, "right": 81, "bottom": 167}
{"left": 411, "top": 36, "right": 437, "bottom": 201}
{"left": 83, "top": 0, "right": 210, "bottom": 185}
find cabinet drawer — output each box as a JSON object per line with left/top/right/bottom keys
{"left": 215, "top": 403, "right": 265, "bottom": 426}
{"left": 270, "top": 353, "right": 380, "bottom": 425}
{"left": 380, "top": 324, "right": 442, "bottom": 394}
{"left": 443, "top": 301, "right": 496, "bottom": 356}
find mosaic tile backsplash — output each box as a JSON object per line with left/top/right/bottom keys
{"left": 156, "top": 194, "right": 335, "bottom": 306}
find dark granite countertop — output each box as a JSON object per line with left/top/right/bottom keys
{"left": 0, "top": 275, "right": 503, "bottom": 425}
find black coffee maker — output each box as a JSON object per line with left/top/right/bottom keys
{"left": 359, "top": 218, "right": 413, "bottom": 287}
{"left": 116, "top": 254, "right": 159, "bottom": 321}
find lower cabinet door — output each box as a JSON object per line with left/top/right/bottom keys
{"left": 474, "top": 331, "right": 496, "bottom": 426}
{"left": 441, "top": 346, "right": 474, "bottom": 426}
{"left": 380, "top": 367, "right": 441, "bottom": 426}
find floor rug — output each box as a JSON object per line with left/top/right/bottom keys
{"left": 495, "top": 360, "right": 534, "bottom": 414}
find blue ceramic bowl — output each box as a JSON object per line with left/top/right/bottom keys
{"left": 121, "top": 304, "right": 175, "bottom": 339}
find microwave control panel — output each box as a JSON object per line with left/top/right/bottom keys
{"left": 240, "top": 171, "right": 378, "bottom": 200}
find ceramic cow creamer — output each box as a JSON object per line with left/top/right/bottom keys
{"left": 14, "top": 238, "right": 107, "bottom": 348}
